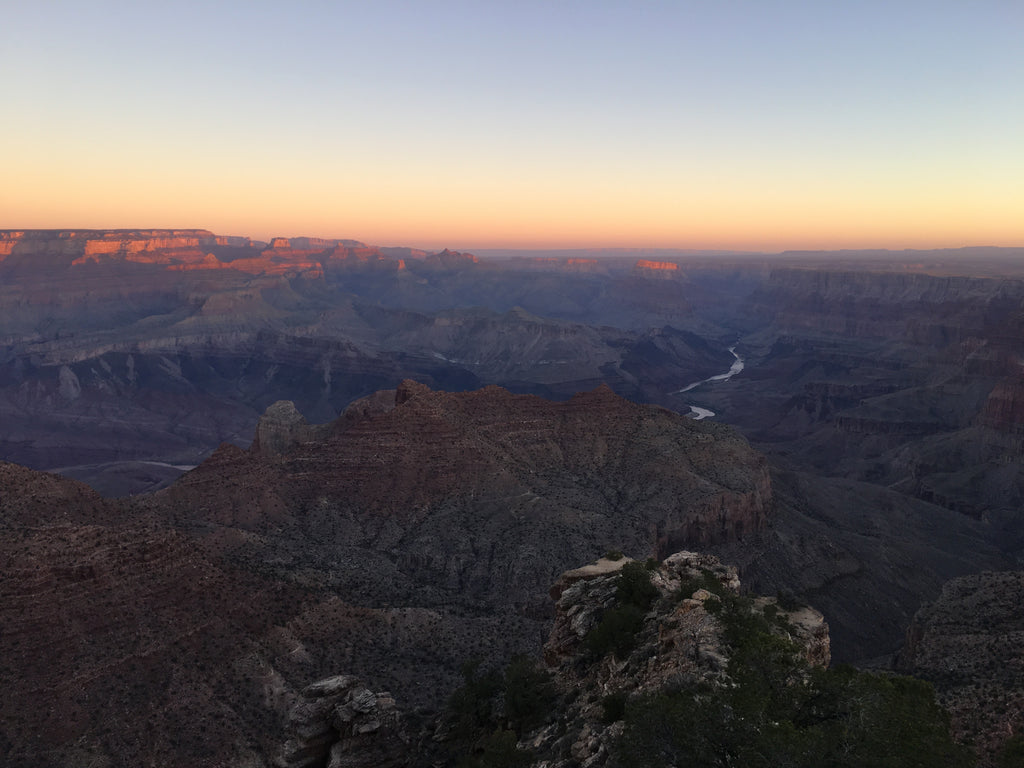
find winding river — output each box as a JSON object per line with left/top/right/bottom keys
{"left": 673, "top": 346, "right": 744, "bottom": 420}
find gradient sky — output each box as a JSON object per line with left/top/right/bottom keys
{"left": 3, "top": 0, "right": 1022, "bottom": 251}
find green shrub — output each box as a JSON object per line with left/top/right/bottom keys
{"left": 585, "top": 604, "right": 646, "bottom": 660}
{"left": 615, "top": 597, "right": 974, "bottom": 768}
{"left": 617, "top": 561, "right": 659, "bottom": 611}
{"left": 502, "top": 655, "right": 557, "bottom": 736}
{"left": 585, "top": 562, "right": 659, "bottom": 660}
{"left": 998, "top": 734, "right": 1024, "bottom": 767}
{"left": 776, "top": 590, "right": 805, "bottom": 611}
{"left": 457, "top": 728, "right": 530, "bottom": 768}
{"left": 449, "top": 659, "right": 503, "bottom": 736}
{"left": 601, "top": 691, "right": 628, "bottom": 723}
{"left": 676, "top": 569, "right": 727, "bottom": 601}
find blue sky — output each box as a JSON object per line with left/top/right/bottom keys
{"left": 3, "top": 0, "right": 1022, "bottom": 249}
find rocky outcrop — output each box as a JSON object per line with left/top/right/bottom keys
{"left": 251, "top": 400, "right": 323, "bottom": 457}
{"left": 275, "top": 551, "right": 831, "bottom": 768}
{"left": 979, "top": 379, "right": 1024, "bottom": 438}
{"left": 278, "top": 675, "right": 408, "bottom": 768}
{"left": 522, "top": 552, "right": 829, "bottom": 768}
{"left": 0, "top": 229, "right": 384, "bottom": 279}
{"left": 544, "top": 551, "right": 827, "bottom": 680}
{"left": 424, "top": 248, "right": 478, "bottom": 268}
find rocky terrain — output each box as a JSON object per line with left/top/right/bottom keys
{"left": 687, "top": 265, "right": 1024, "bottom": 531}
{"left": 5, "top": 229, "right": 1024, "bottom": 765}
{"left": 1, "top": 377, "right": 1003, "bottom": 766}
{"left": 0, "top": 230, "right": 736, "bottom": 491}
{"left": 287, "top": 552, "right": 967, "bottom": 768}
{"left": 898, "top": 570, "right": 1024, "bottom": 767}
{"left": 0, "top": 382, "right": 773, "bottom": 768}
{"left": 5, "top": 233, "right": 1022, "bottom": 619}
{"left": 280, "top": 551, "right": 832, "bottom": 768}
{"left": 7, "top": 231, "right": 1024, "bottom": 530}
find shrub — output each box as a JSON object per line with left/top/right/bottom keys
{"left": 776, "top": 590, "right": 805, "bottom": 612}
{"left": 585, "top": 604, "right": 646, "bottom": 660}
{"left": 676, "top": 569, "right": 727, "bottom": 601}
{"left": 615, "top": 598, "right": 975, "bottom": 768}
{"left": 616, "top": 561, "right": 658, "bottom": 611}
{"left": 585, "top": 562, "right": 659, "bottom": 660}
{"left": 449, "top": 659, "right": 503, "bottom": 736}
{"left": 457, "top": 728, "right": 530, "bottom": 768}
{"left": 503, "top": 655, "right": 557, "bottom": 736}
{"left": 998, "top": 734, "right": 1024, "bottom": 767}
{"left": 601, "top": 691, "right": 628, "bottom": 723}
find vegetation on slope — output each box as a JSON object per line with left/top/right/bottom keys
{"left": 440, "top": 562, "right": 973, "bottom": 768}
{"left": 614, "top": 573, "right": 973, "bottom": 768}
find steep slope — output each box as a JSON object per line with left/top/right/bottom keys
{"left": 0, "top": 462, "right": 312, "bottom": 767}
{"left": 898, "top": 570, "right": 1024, "bottom": 767}
{"left": 708, "top": 468, "right": 1005, "bottom": 664}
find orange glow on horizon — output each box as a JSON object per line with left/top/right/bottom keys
{"left": 3, "top": 152, "right": 1021, "bottom": 254}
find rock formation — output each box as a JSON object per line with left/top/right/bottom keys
{"left": 155, "top": 380, "right": 771, "bottom": 563}
{"left": 0, "top": 380, "right": 773, "bottom": 768}
{"left": 277, "top": 675, "right": 408, "bottom": 768}
{"left": 519, "top": 551, "right": 830, "bottom": 767}
{"left": 281, "top": 551, "right": 834, "bottom": 768}
{"left": 0, "top": 230, "right": 742, "bottom": 491}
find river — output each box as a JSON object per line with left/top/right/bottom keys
{"left": 673, "top": 346, "right": 744, "bottom": 420}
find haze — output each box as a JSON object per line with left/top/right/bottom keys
{"left": 3, "top": 0, "right": 1022, "bottom": 251}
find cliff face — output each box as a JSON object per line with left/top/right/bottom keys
{"left": 633, "top": 258, "right": 680, "bottom": 275}
{"left": 980, "top": 379, "right": 1024, "bottom": 439}
{"left": 747, "top": 268, "right": 1014, "bottom": 343}
{"left": 0, "top": 229, "right": 473, "bottom": 282}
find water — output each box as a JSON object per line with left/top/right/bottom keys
{"left": 674, "top": 346, "right": 744, "bottom": 420}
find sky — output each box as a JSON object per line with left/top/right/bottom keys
{"left": 2, "top": 0, "right": 1022, "bottom": 251}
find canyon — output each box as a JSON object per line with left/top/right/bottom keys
{"left": 3, "top": 229, "right": 1024, "bottom": 765}
{"left": 1, "top": 382, "right": 771, "bottom": 767}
